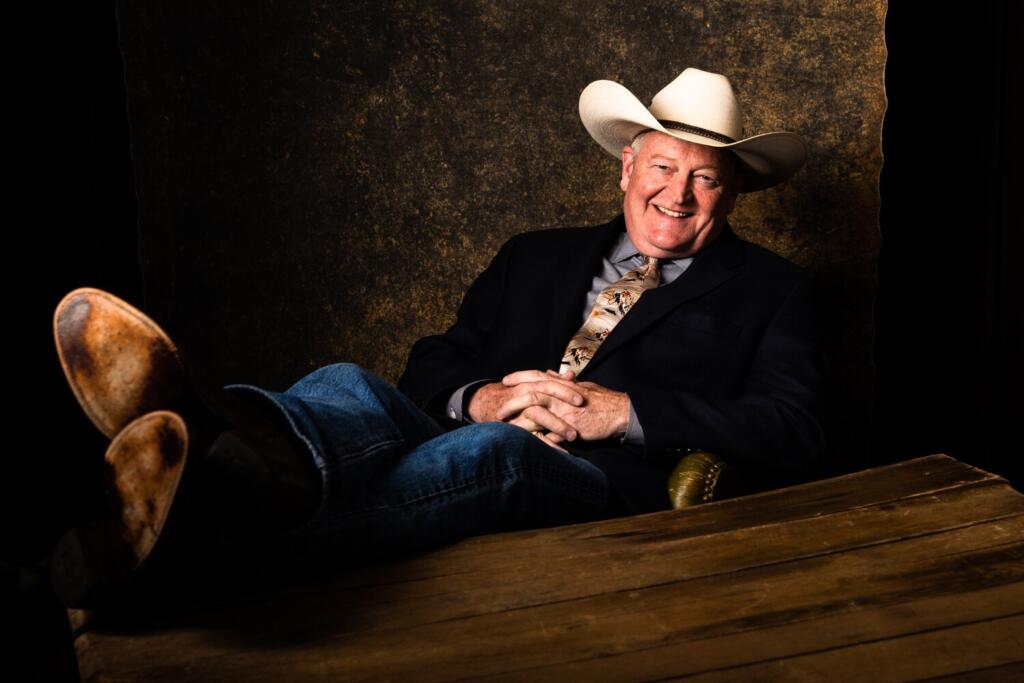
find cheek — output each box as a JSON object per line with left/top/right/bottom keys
{"left": 634, "top": 181, "right": 665, "bottom": 204}
{"left": 625, "top": 186, "right": 651, "bottom": 210}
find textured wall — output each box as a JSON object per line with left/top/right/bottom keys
{"left": 116, "top": 0, "right": 885, "bottom": 473}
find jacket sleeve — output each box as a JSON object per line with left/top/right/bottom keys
{"left": 396, "top": 234, "right": 519, "bottom": 426}
{"left": 447, "top": 378, "right": 499, "bottom": 422}
{"left": 628, "top": 272, "right": 829, "bottom": 479}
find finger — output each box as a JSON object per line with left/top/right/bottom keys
{"left": 533, "top": 379, "right": 584, "bottom": 406}
{"left": 504, "top": 370, "right": 580, "bottom": 388}
{"left": 508, "top": 415, "right": 542, "bottom": 433}
{"left": 533, "top": 431, "right": 569, "bottom": 453}
{"left": 520, "top": 405, "right": 577, "bottom": 441}
{"left": 502, "top": 369, "right": 552, "bottom": 386}
{"left": 495, "top": 392, "right": 541, "bottom": 421}
{"left": 505, "top": 405, "right": 573, "bottom": 438}
{"left": 491, "top": 385, "right": 573, "bottom": 421}
{"left": 545, "top": 369, "right": 577, "bottom": 381}
{"left": 495, "top": 384, "right": 582, "bottom": 421}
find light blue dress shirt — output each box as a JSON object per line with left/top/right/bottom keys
{"left": 446, "top": 229, "right": 694, "bottom": 444}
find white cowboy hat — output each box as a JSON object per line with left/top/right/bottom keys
{"left": 579, "top": 67, "right": 808, "bottom": 192}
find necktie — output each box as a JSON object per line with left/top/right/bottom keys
{"left": 559, "top": 254, "right": 661, "bottom": 374}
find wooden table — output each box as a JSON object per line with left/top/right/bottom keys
{"left": 71, "top": 454, "right": 1024, "bottom": 681}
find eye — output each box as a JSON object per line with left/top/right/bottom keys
{"left": 697, "top": 174, "right": 720, "bottom": 186}
{"left": 653, "top": 163, "right": 671, "bottom": 171}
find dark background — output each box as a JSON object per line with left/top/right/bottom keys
{"left": 875, "top": 2, "right": 1020, "bottom": 486}
{"left": 4, "top": 2, "right": 1021, "bottom": 679}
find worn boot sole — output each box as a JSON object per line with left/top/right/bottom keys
{"left": 53, "top": 287, "right": 189, "bottom": 440}
{"left": 51, "top": 410, "right": 221, "bottom": 611}
{"left": 53, "top": 287, "right": 292, "bottom": 454}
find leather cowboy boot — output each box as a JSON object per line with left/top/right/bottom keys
{"left": 50, "top": 288, "right": 322, "bottom": 610}
{"left": 52, "top": 405, "right": 322, "bottom": 611}
{"left": 53, "top": 287, "right": 191, "bottom": 440}
{"left": 53, "top": 286, "right": 283, "bottom": 445}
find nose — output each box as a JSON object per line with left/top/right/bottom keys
{"left": 667, "top": 172, "right": 693, "bottom": 206}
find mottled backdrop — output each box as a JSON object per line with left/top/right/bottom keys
{"left": 115, "top": 0, "right": 885, "bottom": 475}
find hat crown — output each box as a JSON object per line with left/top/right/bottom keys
{"left": 648, "top": 68, "right": 744, "bottom": 142}
{"left": 577, "top": 67, "right": 808, "bottom": 192}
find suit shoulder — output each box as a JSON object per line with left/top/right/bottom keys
{"left": 489, "top": 222, "right": 615, "bottom": 263}
{"left": 736, "top": 234, "right": 814, "bottom": 283}
{"left": 506, "top": 222, "right": 611, "bottom": 246}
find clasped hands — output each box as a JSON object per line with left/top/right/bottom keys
{"left": 466, "top": 369, "right": 630, "bottom": 452}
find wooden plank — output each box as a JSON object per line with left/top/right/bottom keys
{"left": 922, "top": 660, "right": 1024, "bottom": 681}
{"left": 65, "top": 463, "right": 1015, "bottom": 640}
{"left": 320, "top": 454, "right": 1005, "bottom": 574}
{"left": 80, "top": 475, "right": 1023, "bottom": 637}
{"left": 72, "top": 455, "right": 1022, "bottom": 681}
{"left": 183, "top": 454, "right": 998, "bottom": 595}
{"left": 78, "top": 586, "right": 1024, "bottom": 683}
{"left": 477, "top": 587, "right": 1024, "bottom": 682}
{"left": 92, "top": 454, "right": 1008, "bottom": 614}
{"left": 673, "top": 614, "right": 1024, "bottom": 682}
{"left": 76, "top": 511, "right": 1024, "bottom": 680}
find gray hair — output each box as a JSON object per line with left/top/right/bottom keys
{"left": 629, "top": 130, "right": 653, "bottom": 154}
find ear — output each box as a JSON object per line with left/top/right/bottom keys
{"left": 619, "top": 146, "right": 636, "bottom": 192}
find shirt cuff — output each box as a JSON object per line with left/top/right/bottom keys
{"left": 619, "top": 397, "right": 645, "bottom": 445}
{"left": 447, "top": 379, "right": 495, "bottom": 423}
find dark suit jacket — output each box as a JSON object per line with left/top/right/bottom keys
{"left": 397, "top": 213, "right": 828, "bottom": 514}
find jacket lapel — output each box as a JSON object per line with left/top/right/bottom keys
{"left": 573, "top": 221, "right": 746, "bottom": 379}
{"left": 545, "top": 216, "right": 626, "bottom": 368}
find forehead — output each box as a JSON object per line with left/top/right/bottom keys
{"left": 639, "top": 131, "right": 732, "bottom": 166}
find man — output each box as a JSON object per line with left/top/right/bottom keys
{"left": 50, "top": 68, "right": 826, "bottom": 610}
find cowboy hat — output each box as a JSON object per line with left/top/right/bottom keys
{"left": 579, "top": 67, "right": 808, "bottom": 192}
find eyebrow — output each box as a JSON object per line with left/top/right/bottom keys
{"left": 649, "top": 154, "right": 726, "bottom": 172}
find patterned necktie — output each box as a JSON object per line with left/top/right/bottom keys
{"left": 559, "top": 254, "right": 661, "bottom": 374}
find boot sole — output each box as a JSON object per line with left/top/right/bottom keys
{"left": 51, "top": 411, "right": 195, "bottom": 610}
{"left": 53, "top": 287, "right": 189, "bottom": 440}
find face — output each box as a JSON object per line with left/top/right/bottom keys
{"left": 619, "top": 131, "right": 738, "bottom": 259}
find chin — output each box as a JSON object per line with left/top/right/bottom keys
{"left": 656, "top": 245, "right": 696, "bottom": 258}
{"left": 649, "top": 233, "right": 697, "bottom": 256}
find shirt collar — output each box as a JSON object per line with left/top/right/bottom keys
{"left": 611, "top": 230, "right": 695, "bottom": 268}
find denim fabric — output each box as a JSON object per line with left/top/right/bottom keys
{"left": 220, "top": 363, "right": 622, "bottom": 579}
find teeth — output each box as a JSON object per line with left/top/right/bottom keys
{"left": 655, "top": 205, "right": 692, "bottom": 218}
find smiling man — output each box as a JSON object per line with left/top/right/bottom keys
{"left": 51, "top": 67, "right": 827, "bottom": 610}
{"left": 620, "top": 130, "right": 738, "bottom": 259}
{"left": 425, "top": 68, "right": 826, "bottom": 517}
{"left": 458, "top": 129, "right": 744, "bottom": 451}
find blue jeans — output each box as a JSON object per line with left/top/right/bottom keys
{"left": 219, "top": 363, "right": 622, "bottom": 580}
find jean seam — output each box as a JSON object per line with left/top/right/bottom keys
{"left": 329, "top": 437, "right": 405, "bottom": 463}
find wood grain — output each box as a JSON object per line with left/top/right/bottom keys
{"left": 72, "top": 455, "right": 1024, "bottom": 681}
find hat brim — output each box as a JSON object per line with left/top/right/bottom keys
{"left": 579, "top": 80, "right": 807, "bottom": 193}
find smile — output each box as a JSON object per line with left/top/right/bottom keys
{"left": 654, "top": 205, "right": 693, "bottom": 218}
